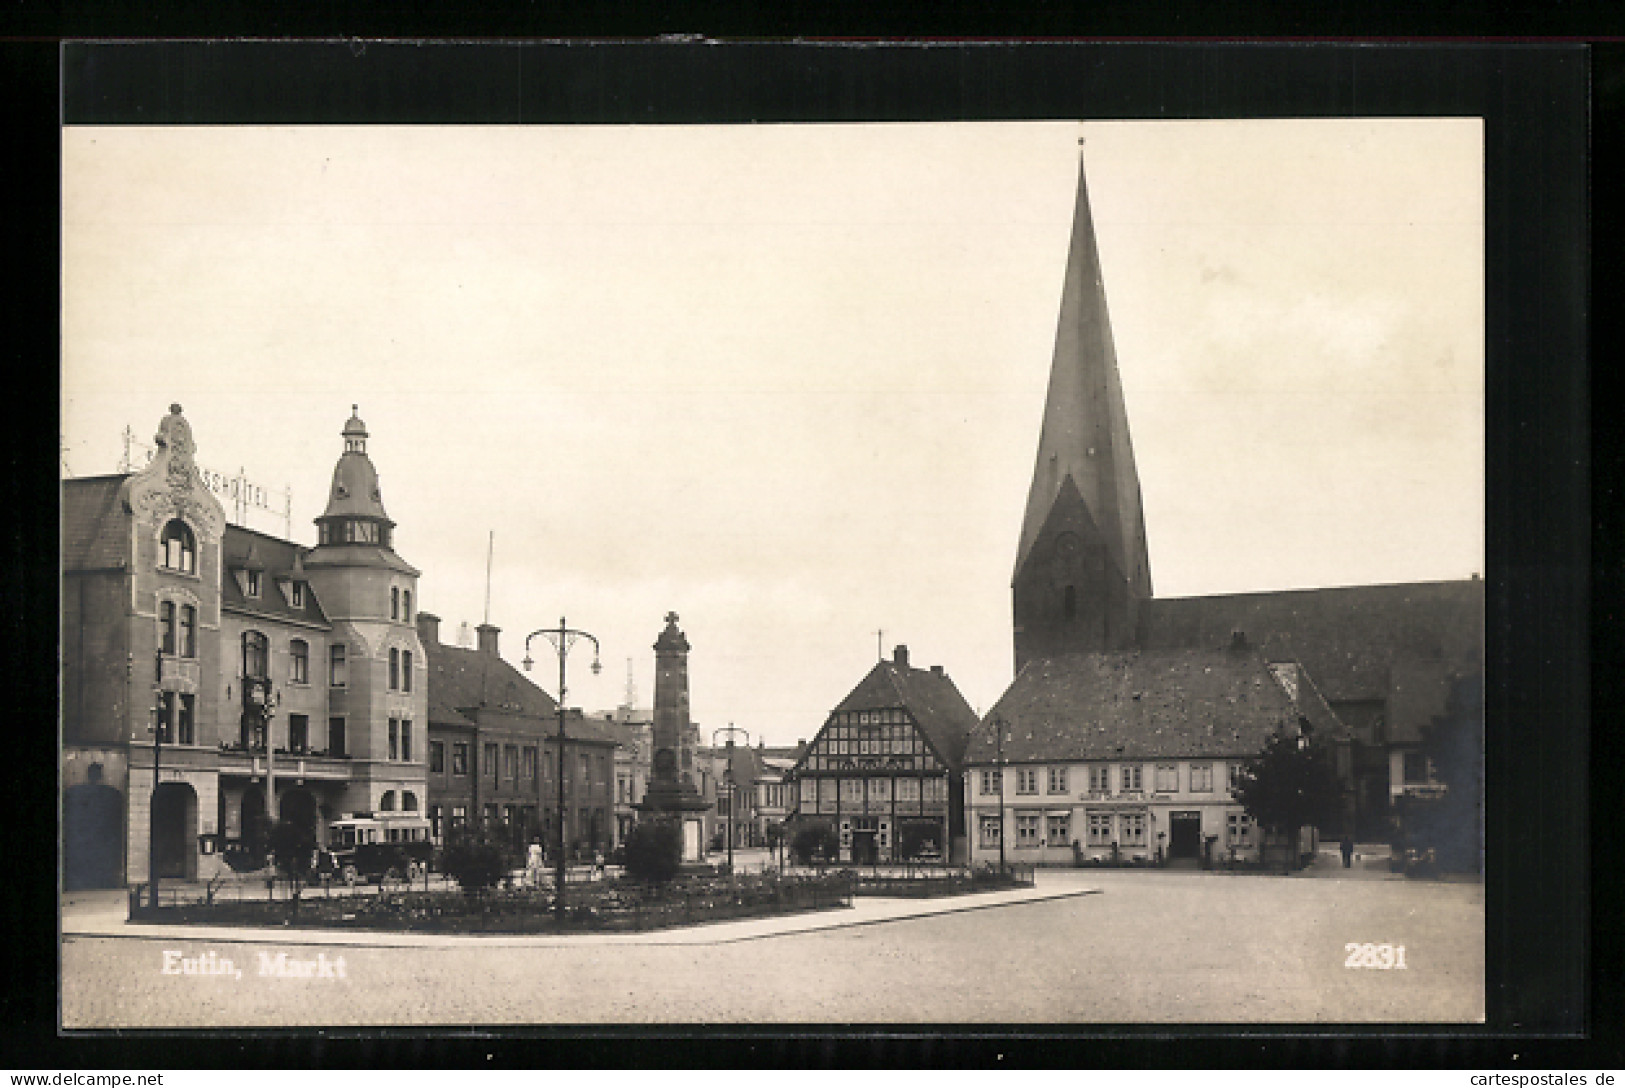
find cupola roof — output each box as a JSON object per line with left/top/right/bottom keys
{"left": 318, "top": 404, "right": 394, "bottom": 526}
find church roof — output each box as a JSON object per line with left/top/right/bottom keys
{"left": 1014, "top": 149, "right": 1152, "bottom": 597}
{"left": 830, "top": 657, "right": 981, "bottom": 770}
{"left": 968, "top": 647, "right": 1329, "bottom": 765}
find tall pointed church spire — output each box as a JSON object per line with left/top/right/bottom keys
{"left": 1011, "top": 142, "right": 1153, "bottom": 670}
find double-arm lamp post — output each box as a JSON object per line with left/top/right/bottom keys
{"left": 712, "top": 724, "right": 750, "bottom": 874}
{"left": 523, "top": 617, "right": 601, "bottom": 921}
{"left": 993, "top": 715, "right": 1008, "bottom": 873}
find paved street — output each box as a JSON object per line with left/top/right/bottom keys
{"left": 62, "top": 865, "right": 1482, "bottom": 1027}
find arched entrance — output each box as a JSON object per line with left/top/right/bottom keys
{"left": 279, "top": 788, "right": 319, "bottom": 844}
{"left": 151, "top": 782, "right": 197, "bottom": 880}
{"left": 240, "top": 785, "right": 268, "bottom": 859}
{"left": 64, "top": 774, "right": 124, "bottom": 890}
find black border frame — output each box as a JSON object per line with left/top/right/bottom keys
{"left": 13, "top": 38, "right": 1599, "bottom": 1068}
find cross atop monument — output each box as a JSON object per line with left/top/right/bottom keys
{"left": 665, "top": 611, "right": 680, "bottom": 625}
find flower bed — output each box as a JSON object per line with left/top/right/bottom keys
{"left": 132, "top": 871, "right": 856, "bottom": 934}
{"left": 850, "top": 863, "right": 1034, "bottom": 898}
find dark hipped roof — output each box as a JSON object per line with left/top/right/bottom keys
{"left": 220, "top": 525, "right": 330, "bottom": 627}
{"left": 62, "top": 475, "right": 132, "bottom": 571}
{"left": 422, "top": 640, "right": 620, "bottom": 747}
{"left": 830, "top": 659, "right": 981, "bottom": 769}
{"left": 1141, "top": 580, "right": 1483, "bottom": 705}
{"left": 968, "top": 648, "right": 1319, "bottom": 765}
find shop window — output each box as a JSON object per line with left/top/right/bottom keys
{"left": 159, "top": 519, "right": 195, "bottom": 574}
{"left": 289, "top": 639, "right": 309, "bottom": 684}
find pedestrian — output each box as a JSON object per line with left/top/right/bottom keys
{"left": 1340, "top": 834, "right": 1355, "bottom": 869}
{"left": 594, "top": 849, "right": 605, "bottom": 881}
{"left": 526, "top": 840, "right": 544, "bottom": 887}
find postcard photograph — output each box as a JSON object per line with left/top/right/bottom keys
{"left": 60, "top": 115, "right": 1486, "bottom": 1028}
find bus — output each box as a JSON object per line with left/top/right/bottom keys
{"left": 327, "top": 813, "right": 434, "bottom": 885}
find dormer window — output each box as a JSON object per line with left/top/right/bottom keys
{"left": 246, "top": 569, "right": 261, "bottom": 597}
{"left": 159, "top": 519, "right": 195, "bottom": 574}
{"left": 290, "top": 582, "right": 305, "bottom": 608}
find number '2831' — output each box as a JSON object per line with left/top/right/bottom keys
{"left": 1344, "top": 942, "right": 1407, "bottom": 969}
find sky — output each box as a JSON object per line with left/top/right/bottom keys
{"left": 60, "top": 120, "right": 1484, "bottom": 747}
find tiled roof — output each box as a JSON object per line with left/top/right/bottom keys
{"left": 220, "top": 525, "right": 330, "bottom": 627}
{"left": 831, "top": 660, "right": 981, "bottom": 770}
{"left": 967, "top": 648, "right": 1310, "bottom": 765}
{"left": 1141, "top": 580, "right": 1483, "bottom": 705}
{"left": 424, "top": 639, "right": 558, "bottom": 725}
{"left": 61, "top": 476, "right": 132, "bottom": 571}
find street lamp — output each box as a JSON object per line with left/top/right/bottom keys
{"left": 524, "top": 617, "right": 602, "bottom": 921}
{"left": 993, "top": 715, "right": 1008, "bottom": 873}
{"left": 712, "top": 725, "right": 749, "bottom": 875}
{"left": 147, "top": 642, "right": 163, "bottom": 909}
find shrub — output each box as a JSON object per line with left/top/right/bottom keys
{"left": 440, "top": 837, "right": 509, "bottom": 895}
{"left": 791, "top": 822, "right": 839, "bottom": 865}
{"left": 623, "top": 820, "right": 683, "bottom": 883}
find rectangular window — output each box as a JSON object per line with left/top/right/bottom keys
{"left": 979, "top": 814, "right": 1002, "bottom": 849}
{"left": 402, "top": 650, "right": 413, "bottom": 692}
{"left": 388, "top": 719, "right": 399, "bottom": 762}
{"left": 452, "top": 743, "right": 469, "bottom": 776}
{"left": 177, "top": 693, "right": 194, "bottom": 746}
{"left": 1403, "top": 752, "right": 1431, "bottom": 784}
{"left": 545, "top": 750, "right": 555, "bottom": 783}
{"left": 485, "top": 743, "right": 499, "bottom": 776}
{"left": 1087, "top": 811, "right": 1112, "bottom": 847}
{"left": 924, "top": 776, "right": 946, "bottom": 804}
{"left": 428, "top": 804, "right": 442, "bottom": 841}
{"left": 800, "top": 777, "right": 817, "bottom": 808}
{"left": 1046, "top": 813, "right": 1071, "bottom": 847}
{"left": 288, "top": 714, "right": 308, "bottom": 754}
{"left": 866, "top": 777, "right": 890, "bottom": 809}
{"left": 1088, "top": 765, "right": 1112, "bottom": 794}
{"left": 522, "top": 746, "right": 536, "bottom": 780}
{"left": 1047, "top": 766, "right": 1069, "bottom": 794}
{"left": 1120, "top": 811, "right": 1147, "bottom": 847}
{"left": 980, "top": 769, "right": 998, "bottom": 796}
{"left": 1190, "top": 763, "right": 1213, "bottom": 792}
{"left": 329, "top": 644, "right": 347, "bottom": 687}
{"left": 157, "top": 691, "right": 175, "bottom": 744}
{"left": 1228, "top": 811, "right": 1255, "bottom": 847}
{"left": 840, "top": 778, "right": 864, "bottom": 806}
{"left": 579, "top": 752, "right": 591, "bottom": 786}
{"left": 401, "top": 720, "right": 413, "bottom": 763}
{"left": 160, "top": 601, "right": 175, "bottom": 655}
{"left": 504, "top": 745, "right": 518, "bottom": 780}
{"left": 483, "top": 803, "right": 498, "bottom": 828}
{"left": 894, "top": 777, "right": 920, "bottom": 804}
{"left": 328, "top": 717, "right": 345, "bottom": 757}
{"left": 180, "top": 605, "right": 195, "bottom": 657}
{"left": 1015, "top": 813, "right": 1039, "bottom": 847}
{"left": 1121, "top": 764, "right": 1143, "bottom": 793}
{"left": 1015, "top": 767, "right": 1039, "bottom": 795}
{"left": 291, "top": 582, "right": 304, "bottom": 608}
{"left": 246, "top": 569, "right": 261, "bottom": 597}
{"left": 1155, "top": 764, "right": 1179, "bottom": 793}
{"left": 290, "top": 641, "right": 309, "bottom": 684}
{"left": 430, "top": 740, "right": 445, "bottom": 773}
{"left": 389, "top": 648, "right": 400, "bottom": 691}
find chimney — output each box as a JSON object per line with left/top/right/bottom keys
{"left": 930, "top": 664, "right": 944, "bottom": 676}
{"left": 416, "top": 611, "right": 441, "bottom": 646}
{"left": 476, "top": 622, "right": 500, "bottom": 656}
{"left": 893, "top": 645, "right": 909, "bottom": 669}
{"left": 1229, "top": 629, "right": 1248, "bottom": 651}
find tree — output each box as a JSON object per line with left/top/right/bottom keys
{"left": 267, "top": 817, "right": 316, "bottom": 912}
{"left": 1232, "top": 728, "right": 1343, "bottom": 868}
{"left": 623, "top": 819, "right": 683, "bottom": 883}
{"left": 791, "top": 821, "right": 839, "bottom": 866}
{"left": 440, "top": 832, "right": 511, "bottom": 896}
{"left": 1413, "top": 673, "right": 1484, "bottom": 873}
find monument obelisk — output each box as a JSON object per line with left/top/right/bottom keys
{"left": 634, "top": 612, "right": 711, "bottom": 861}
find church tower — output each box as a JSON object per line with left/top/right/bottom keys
{"left": 1012, "top": 144, "right": 1153, "bottom": 673}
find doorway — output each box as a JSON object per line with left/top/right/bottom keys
{"left": 151, "top": 782, "right": 197, "bottom": 880}
{"left": 1168, "top": 811, "right": 1201, "bottom": 861}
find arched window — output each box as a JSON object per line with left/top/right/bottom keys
{"left": 289, "top": 639, "right": 309, "bottom": 684}
{"left": 179, "top": 605, "right": 196, "bottom": 658}
{"left": 390, "top": 587, "right": 400, "bottom": 620}
{"left": 388, "top": 647, "right": 400, "bottom": 690}
{"left": 159, "top": 601, "right": 176, "bottom": 654}
{"left": 242, "top": 631, "right": 269, "bottom": 679}
{"left": 402, "top": 590, "right": 411, "bottom": 621}
{"left": 160, "top": 519, "right": 195, "bottom": 574}
{"left": 379, "top": 790, "right": 395, "bottom": 812}
{"left": 402, "top": 791, "right": 419, "bottom": 812}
